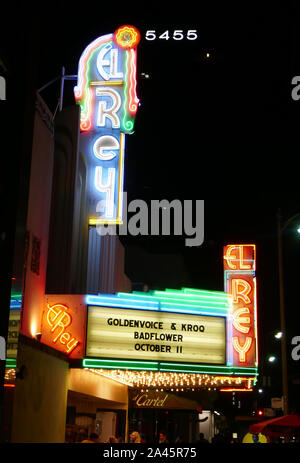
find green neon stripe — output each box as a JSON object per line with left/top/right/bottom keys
{"left": 158, "top": 298, "right": 229, "bottom": 307}
{"left": 160, "top": 364, "right": 258, "bottom": 375}
{"left": 159, "top": 289, "right": 229, "bottom": 300}
{"left": 84, "top": 358, "right": 158, "bottom": 365}
{"left": 83, "top": 359, "right": 159, "bottom": 371}
{"left": 82, "top": 359, "right": 258, "bottom": 377}
{"left": 117, "top": 296, "right": 229, "bottom": 310}
{"left": 10, "top": 292, "right": 22, "bottom": 299}
{"left": 130, "top": 289, "right": 230, "bottom": 301}
{"left": 146, "top": 294, "right": 229, "bottom": 307}
{"left": 5, "top": 359, "right": 17, "bottom": 368}
{"left": 161, "top": 301, "right": 228, "bottom": 312}
{"left": 114, "top": 292, "right": 229, "bottom": 314}
{"left": 183, "top": 288, "right": 229, "bottom": 297}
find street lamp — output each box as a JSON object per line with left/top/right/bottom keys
{"left": 277, "top": 208, "right": 300, "bottom": 415}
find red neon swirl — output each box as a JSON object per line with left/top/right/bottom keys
{"left": 128, "top": 49, "right": 139, "bottom": 114}
{"left": 80, "top": 88, "right": 94, "bottom": 132}
{"left": 80, "top": 120, "right": 92, "bottom": 131}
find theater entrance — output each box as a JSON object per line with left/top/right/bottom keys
{"left": 128, "top": 389, "right": 202, "bottom": 443}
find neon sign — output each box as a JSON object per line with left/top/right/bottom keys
{"left": 74, "top": 25, "right": 140, "bottom": 224}
{"left": 224, "top": 245, "right": 258, "bottom": 368}
{"left": 40, "top": 296, "right": 87, "bottom": 358}
{"left": 45, "top": 304, "right": 79, "bottom": 354}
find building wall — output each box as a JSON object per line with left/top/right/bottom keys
{"left": 67, "top": 369, "right": 129, "bottom": 442}
{"left": 46, "top": 105, "right": 82, "bottom": 294}
{"left": 47, "top": 106, "right": 131, "bottom": 295}
{"left": 20, "top": 93, "right": 54, "bottom": 338}
{"left": 96, "top": 234, "right": 131, "bottom": 294}
{"left": 68, "top": 369, "right": 128, "bottom": 406}
{"left": 11, "top": 338, "right": 69, "bottom": 442}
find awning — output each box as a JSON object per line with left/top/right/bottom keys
{"left": 249, "top": 413, "right": 300, "bottom": 438}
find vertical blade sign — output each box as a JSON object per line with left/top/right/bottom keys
{"left": 74, "top": 25, "right": 141, "bottom": 224}
{"left": 224, "top": 245, "right": 258, "bottom": 368}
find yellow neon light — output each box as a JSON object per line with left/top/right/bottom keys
{"left": 90, "top": 81, "right": 124, "bottom": 86}
{"left": 233, "top": 337, "right": 252, "bottom": 362}
{"left": 85, "top": 369, "right": 256, "bottom": 390}
{"left": 45, "top": 304, "right": 79, "bottom": 354}
{"left": 224, "top": 245, "right": 239, "bottom": 269}
{"left": 232, "top": 279, "right": 252, "bottom": 304}
{"left": 224, "top": 245, "right": 256, "bottom": 270}
{"left": 232, "top": 308, "right": 251, "bottom": 334}
{"left": 240, "top": 246, "right": 252, "bottom": 269}
{"left": 89, "top": 218, "right": 124, "bottom": 226}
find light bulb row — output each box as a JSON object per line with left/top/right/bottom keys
{"left": 86, "top": 368, "right": 255, "bottom": 390}
{"left": 4, "top": 368, "right": 16, "bottom": 381}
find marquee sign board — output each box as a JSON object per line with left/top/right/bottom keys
{"left": 86, "top": 306, "right": 226, "bottom": 365}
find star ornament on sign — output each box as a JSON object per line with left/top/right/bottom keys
{"left": 114, "top": 25, "right": 141, "bottom": 49}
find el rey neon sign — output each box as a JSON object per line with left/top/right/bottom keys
{"left": 224, "top": 245, "right": 258, "bottom": 368}
{"left": 74, "top": 25, "right": 140, "bottom": 225}
{"left": 41, "top": 303, "right": 80, "bottom": 356}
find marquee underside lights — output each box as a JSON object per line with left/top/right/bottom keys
{"left": 84, "top": 368, "right": 256, "bottom": 391}
{"left": 224, "top": 245, "right": 258, "bottom": 369}
{"left": 74, "top": 26, "right": 140, "bottom": 224}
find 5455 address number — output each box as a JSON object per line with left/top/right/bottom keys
{"left": 145, "top": 30, "right": 198, "bottom": 41}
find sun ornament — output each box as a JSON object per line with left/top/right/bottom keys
{"left": 114, "top": 25, "right": 141, "bottom": 49}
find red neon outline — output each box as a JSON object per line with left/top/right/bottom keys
{"left": 128, "top": 49, "right": 139, "bottom": 114}
{"left": 224, "top": 244, "right": 258, "bottom": 368}
{"left": 80, "top": 88, "right": 95, "bottom": 132}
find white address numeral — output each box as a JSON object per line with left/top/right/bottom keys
{"left": 145, "top": 30, "right": 198, "bottom": 41}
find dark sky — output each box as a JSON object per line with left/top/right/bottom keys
{"left": 3, "top": 2, "right": 300, "bottom": 384}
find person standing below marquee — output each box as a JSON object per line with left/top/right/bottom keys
{"left": 159, "top": 431, "right": 169, "bottom": 444}
{"left": 130, "top": 431, "right": 141, "bottom": 443}
{"left": 81, "top": 432, "right": 101, "bottom": 443}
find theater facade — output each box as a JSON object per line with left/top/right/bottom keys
{"left": 7, "top": 244, "right": 258, "bottom": 442}
{"left": 4, "top": 24, "right": 258, "bottom": 442}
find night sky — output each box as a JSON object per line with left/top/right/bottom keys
{"left": 3, "top": 2, "right": 300, "bottom": 392}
